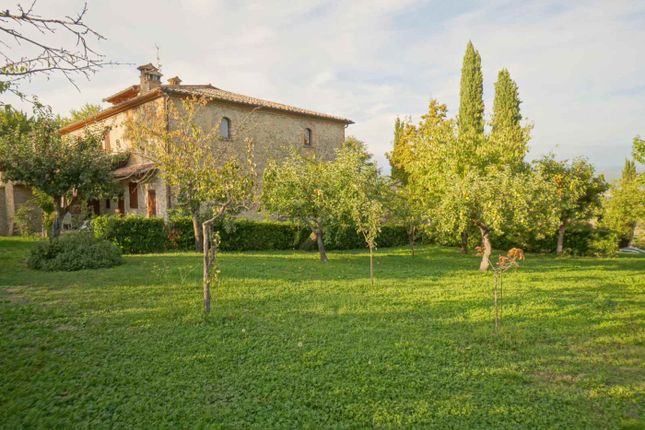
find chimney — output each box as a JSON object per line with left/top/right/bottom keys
{"left": 137, "top": 63, "right": 162, "bottom": 93}
{"left": 167, "top": 76, "right": 182, "bottom": 86}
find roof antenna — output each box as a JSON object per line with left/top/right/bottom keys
{"left": 154, "top": 44, "right": 162, "bottom": 71}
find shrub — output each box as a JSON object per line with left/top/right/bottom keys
{"left": 93, "top": 215, "right": 166, "bottom": 254}
{"left": 587, "top": 228, "right": 619, "bottom": 257}
{"left": 14, "top": 200, "right": 41, "bottom": 236}
{"left": 28, "top": 232, "right": 122, "bottom": 271}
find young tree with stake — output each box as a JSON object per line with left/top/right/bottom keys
{"left": 126, "top": 95, "right": 257, "bottom": 313}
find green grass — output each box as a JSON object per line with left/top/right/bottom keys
{"left": 0, "top": 237, "right": 643, "bottom": 429}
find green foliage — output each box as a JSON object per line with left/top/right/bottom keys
{"left": 59, "top": 103, "right": 102, "bottom": 126}
{"left": 93, "top": 215, "right": 167, "bottom": 254}
{"left": 587, "top": 228, "right": 620, "bottom": 257}
{"left": 603, "top": 158, "right": 644, "bottom": 246}
{"left": 533, "top": 155, "right": 607, "bottom": 225}
{"left": 633, "top": 135, "right": 645, "bottom": 164}
{"left": 457, "top": 41, "right": 484, "bottom": 136}
{"left": 27, "top": 232, "right": 122, "bottom": 271}
{"left": 2, "top": 238, "right": 643, "bottom": 427}
{"left": 0, "top": 106, "right": 32, "bottom": 135}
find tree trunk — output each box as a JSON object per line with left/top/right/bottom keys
{"left": 556, "top": 222, "right": 566, "bottom": 256}
{"left": 192, "top": 208, "right": 203, "bottom": 252}
{"left": 478, "top": 223, "right": 492, "bottom": 272}
{"left": 50, "top": 204, "right": 66, "bottom": 239}
{"left": 460, "top": 230, "right": 468, "bottom": 254}
{"left": 369, "top": 244, "right": 374, "bottom": 285}
{"left": 202, "top": 217, "right": 219, "bottom": 314}
{"left": 315, "top": 225, "right": 328, "bottom": 263}
{"left": 409, "top": 226, "right": 416, "bottom": 257}
{"left": 493, "top": 272, "right": 500, "bottom": 334}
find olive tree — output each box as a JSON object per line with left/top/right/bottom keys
{"left": 533, "top": 155, "right": 607, "bottom": 255}
{"left": 261, "top": 149, "right": 340, "bottom": 262}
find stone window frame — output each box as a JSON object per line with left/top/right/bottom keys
{"left": 304, "top": 127, "right": 312, "bottom": 146}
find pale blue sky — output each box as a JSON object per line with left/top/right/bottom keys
{"left": 9, "top": 0, "right": 645, "bottom": 178}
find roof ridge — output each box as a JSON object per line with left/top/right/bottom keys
{"left": 162, "top": 85, "right": 353, "bottom": 124}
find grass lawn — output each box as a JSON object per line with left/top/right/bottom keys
{"left": 0, "top": 237, "right": 643, "bottom": 428}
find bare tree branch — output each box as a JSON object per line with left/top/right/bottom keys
{"left": 0, "top": 1, "right": 120, "bottom": 104}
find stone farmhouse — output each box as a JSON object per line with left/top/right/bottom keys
{"left": 0, "top": 63, "right": 352, "bottom": 234}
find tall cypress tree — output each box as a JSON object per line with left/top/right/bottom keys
{"left": 457, "top": 41, "right": 484, "bottom": 136}
{"left": 456, "top": 41, "right": 484, "bottom": 254}
{"left": 491, "top": 68, "right": 521, "bottom": 137}
{"left": 490, "top": 68, "right": 528, "bottom": 170}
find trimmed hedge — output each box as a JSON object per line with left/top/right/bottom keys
{"left": 93, "top": 215, "right": 167, "bottom": 254}
{"left": 28, "top": 232, "right": 122, "bottom": 271}
{"left": 219, "top": 219, "right": 301, "bottom": 251}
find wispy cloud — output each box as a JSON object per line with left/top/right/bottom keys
{"left": 8, "top": 0, "right": 645, "bottom": 178}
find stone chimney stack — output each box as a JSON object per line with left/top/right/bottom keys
{"left": 137, "top": 63, "right": 162, "bottom": 93}
{"left": 167, "top": 76, "right": 182, "bottom": 86}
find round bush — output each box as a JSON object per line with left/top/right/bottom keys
{"left": 28, "top": 232, "right": 122, "bottom": 271}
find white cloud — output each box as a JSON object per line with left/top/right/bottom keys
{"left": 6, "top": 0, "right": 645, "bottom": 178}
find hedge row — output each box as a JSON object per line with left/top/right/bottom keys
{"left": 92, "top": 215, "right": 412, "bottom": 254}
{"left": 492, "top": 223, "right": 618, "bottom": 256}
{"left": 93, "top": 215, "right": 620, "bottom": 256}
{"left": 93, "top": 215, "right": 167, "bottom": 254}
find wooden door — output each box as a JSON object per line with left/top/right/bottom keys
{"left": 147, "top": 190, "right": 156, "bottom": 217}
{"left": 90, "top": 199, "right": 100, "bottom": 215}
{"left": 117, "top": 198, "right": 125, "bottom": 216}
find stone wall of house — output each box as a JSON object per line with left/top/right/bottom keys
{"left": 0, "top": 185, "right": 7, "bottom": 235}
{"left": 0, "top": 181, "right": 42, "bottom": 236}
{"left": 181, "top": 97, "right": 347, "bottom": 173}
{"left": 65, "top": 97, "right": 165, "bottom": 166}
{"left": 63, "top": 94, "right": 347, "bottom": 220}
{"left": 120, "top": 175, "right": 169, "bottom": 219}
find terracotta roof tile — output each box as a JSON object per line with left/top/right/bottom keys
{"left": 163, "top": 85, "right": 353, "bottom": 124}
{"left": 112, "top": 162, "right": 156, "bottom": 179}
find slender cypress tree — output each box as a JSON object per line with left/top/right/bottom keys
{"left": 457, "top": 41, "right": 484, "bottom": 136}
{"left": 491, "top": 68, "right": 522, "bottom": 137}
{"left": 456, "top": 41, "right": 484, "bottom": 254}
